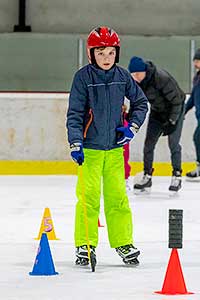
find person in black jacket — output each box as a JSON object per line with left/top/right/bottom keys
{"left": 185, "top": 48, "right": 200, "bottom": 180}
{"left": 128, "top": 56, "right": 185, "bottom": 192}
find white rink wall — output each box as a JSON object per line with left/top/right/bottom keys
{"left": 0, "top": 93, "right": 69, "bottom": 160}
{"left": 0, "top": 93, "right": 196, "bottom": 162}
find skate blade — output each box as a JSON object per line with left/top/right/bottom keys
{"left": 133, "top": 187, "right": 151, "bottom": 195}
{"left": 123, "top": 258, "right": 139, "bottom": 266}
{"left": 90, "top": 253, "right": 97, "bottom": 272}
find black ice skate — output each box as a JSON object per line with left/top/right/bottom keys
{"left": 186, "top": 162, "right": 200, "bottom": 181}
{"left": 116, "top": 244, "right": 140, "bottom": 265}
{"left": 169, "top": 170, "right": 182, "bottom": 192}
{"left": 75, "top": 245, "right": 96, "bottom": 267}
{"left": 133, "top": 172, "right": 152, "bottom": 194}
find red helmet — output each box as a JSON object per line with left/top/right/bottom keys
{"left": 87, "top": 27, "right": 120, "bottom": 63}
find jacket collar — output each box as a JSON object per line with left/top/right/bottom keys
{"left": 90, "top": 64, "right": 116, "bottom": 82}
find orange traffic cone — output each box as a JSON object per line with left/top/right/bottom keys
{"left": 155, "top": 249, "right": 193, "bottom": 295}
{"left": 98, "top": 218, "right": 104, "bottom": 227}
{"left": 35, "top": 207, "right": 59, "bottom": 240}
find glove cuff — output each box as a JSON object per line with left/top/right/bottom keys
{"left": 70, "top": 142, "right": 82, "bottom": 151}
{"left": 129, "top": 122, "right": 139, "bottom": 134}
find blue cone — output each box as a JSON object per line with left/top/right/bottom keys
{"left": 29, "top": 233, "right": 58, "bottom": 276}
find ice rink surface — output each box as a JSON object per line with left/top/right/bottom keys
{"left": 0, "top": 175, "right": 200, "bottom": 300}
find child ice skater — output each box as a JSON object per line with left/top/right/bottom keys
{"left": 67, "top": 27, "right": 148, "bottom": 266}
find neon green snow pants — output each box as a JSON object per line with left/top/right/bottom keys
{"left": 75, "top": 147, "right": 133, "bottom": 248}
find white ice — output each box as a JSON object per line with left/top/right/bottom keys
{"left": 0, "top": 175, "right": 200, "bottom": 300}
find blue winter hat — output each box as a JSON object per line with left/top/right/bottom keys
{"left": 128, "top": 56, "right": 147, "bottom": 73}
{"left": 193, "top": 48, "right": 200, "bottom": 60}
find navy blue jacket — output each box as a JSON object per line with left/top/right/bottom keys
{"left": 67, "top": 64, "right": 148, "bottom": 150}
{"left": 185, "top": 71, "right": 200, "bottom": 122}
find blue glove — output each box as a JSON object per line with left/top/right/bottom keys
{"left": 116, "top": 123, "right": 139, "bottom": 146}
{"left": 70, "top": 143, "right": 84, "bottom": 165}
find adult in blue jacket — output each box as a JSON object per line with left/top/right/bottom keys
{"left": 67, "top": 27, "right": 148, "bottom": 267}
{"left": 185, "top": 48, "right": 200, "bottom": 180}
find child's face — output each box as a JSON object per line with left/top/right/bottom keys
{"left": 94, "top": 47, "right": 116, "bottom": 70}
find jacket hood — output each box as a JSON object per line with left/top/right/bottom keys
{"left": 141, "top": 61, "right": 157, "bottom": 84}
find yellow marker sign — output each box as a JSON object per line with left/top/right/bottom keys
{"left": 35, "top": 207, "right": 59, "bottom": 240}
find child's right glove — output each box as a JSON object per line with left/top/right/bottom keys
{"left": 70, "top": 143, "right": 84, "bottom": 165}
{"left": 116, "top": 123, "right": 139, "bottom": 146}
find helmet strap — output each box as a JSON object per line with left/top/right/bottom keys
{"left": 90, "top": 48, "right": 96, "bottom": 64}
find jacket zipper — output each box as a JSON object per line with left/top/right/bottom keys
{"left": 105, "top": 84, "right": 110, "bottom": 149}
{"left": 83, "top": 108, "right": 93, "bottom": 138}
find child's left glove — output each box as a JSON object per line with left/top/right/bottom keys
{"left": 70, "top": 143, "right": 84, "bottom": 165}
{"left": 116, "top": 123, "right": 139, "bottom": 146}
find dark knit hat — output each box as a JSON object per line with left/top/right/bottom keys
{"left": 193, "top": 48, "right": 200, "bottom": 60}
{"left": 128, "top": 56, "right": 147, "bottom": 73}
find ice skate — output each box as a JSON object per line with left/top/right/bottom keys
{"left": 186, "top": 162, "right": 200, "bottom": 181}
{"left": 133, "top": 173, "right": 152, "bottom": 194}
{"left": 169, "top": 170, "right": 182, "bottom": 194}
{"left": 116, "top": 244, "right": 140, "bottom": 265}
{"left": 75, "top": 245, "right": 96, "bottom": 266}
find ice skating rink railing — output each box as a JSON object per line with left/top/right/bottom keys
{"left": 0, "top": 92, "right": 196, "bottom": 175}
